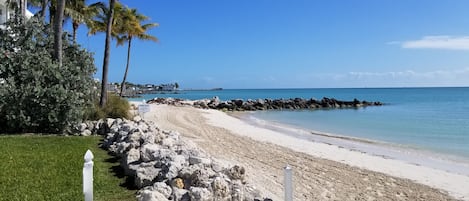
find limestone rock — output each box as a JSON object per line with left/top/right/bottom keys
{"left": 135, "top": 162, "right": 160, "bottom": 188}
{"left": 212, "top": 176, "right": 230, "bottom": 199}
{"left": 137, "top": 189, "right": 169, "bottom": 201}
{"left": 133, "top": 115, "right": 142, "bottom": 122}
{"left": 190, "top": 187, "right": 212, "bottom": 201}
{"left": 151, "top": 182, "right": 172, "bottom": 198}
{"left": 189, "top": 156, "right": 211, "bottom": 166}
{"left": 81, "top": 129, "right": 92, "bottom": 136}
{"left": 171, "top": 178, "right": 185, "bottom": 189}
{"left": 227, "top": 165, "right": 246, "bottom": 181}
{"left": 172, "top": 189, "right": 190, "bottom": 201}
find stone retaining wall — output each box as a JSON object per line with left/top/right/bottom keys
{"left": 85, "top": 117, "right": 272, "bottom": 201}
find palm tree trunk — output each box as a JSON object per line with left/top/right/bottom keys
{"left": 53, "top": 0, "right": 65, "bottom": 67}
{"left": 72, "top": 21, "right": 79, "bottom": 43}
{"left": 100, "top": 0, "right": 116, "bottom": 107}
{"left": 120, "top": 37, "right": 132, "bottom": 97}
{"left": 40, "top": 0, "right": 48, "bottom": 20}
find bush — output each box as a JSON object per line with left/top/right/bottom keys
{"left": 0, "top": 16, "right": 96, "bottom": 133}
{"left": 103, "top": 95, "right": 131, "bottom": 119}
{"left": 83, "top": 94, "right": 130, "bottom": 121}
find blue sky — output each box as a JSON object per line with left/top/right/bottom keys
{"left": 71, "top": 0, "right": 469, "bottom": 89}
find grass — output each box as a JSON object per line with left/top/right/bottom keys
{"left": 0, "top": 135, "right": 136, "bottom": 201}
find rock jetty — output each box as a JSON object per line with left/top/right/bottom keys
{"left": 147, "top": 97, "right": 383, "bottom": 111}
{"left": 85, "top": 117, "right": 272, "bottom": 201}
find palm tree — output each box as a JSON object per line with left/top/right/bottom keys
{"left": 53, "top": 0, "right": 65, "bottom": 67}
{"left": 99, "top": 0, "right": 116, "bottom": 108}
{"left": 27, "top": 0, "right": 48, "bottom": 20}
{"left": 87, "top": 1, "right": 124, "bottom": 37}
{"left": 116, "top": 8, "right": 158, "bottom": 96}
{"left": 65, "top": 0, "right": 105, "bottom": 43}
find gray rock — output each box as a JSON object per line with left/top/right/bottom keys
{"left": 140, "top": 132, "right": 156, "bottom": 145}
{"left": 227, "top": 165, "right": 245, "bottom": 181}
{"left": 138, "top": 122, "right": 149, "bottom": 132}
{"left": 122, "top": 148, "right": 141, "bottom": 176}
{"left": 137, "top": 189, "right": 169, "bottom": 201}
{"left": 141, "top": 144, "right": 175, "bottom": 162}
{"left": 114, "top": 142, "right": 130, "bottom": 156}
{"left": 78, "top": 123, "right": 87, "bottom": 132}
{"left": 121, "top": 123, "right": 133, "bottom": 132}
{"left": 135, "top": 162, "right": 160, "bottom": 188}
{"left": 161, "top": 137, "right": 176, "bottom": 148}
{"left": 190, "top": 187, "right": 212, "bottom": 201}
{"left": 81, "top": 129, "right": 92, "bottom": 136}
{"left": 151, "top": 182, "right": 172, "bottom": 198}
{"left": 133, "top": 115, "right": 143, "bottom": 122}
{"left": 172, "top": 188, "right": 190, "bottom": 201}
{"left": 231, "top": 179, "right": 244, "bottom": 201}
{"left": 211, "top": 161, "right": 224, "bottom": 173}
{"left": 189, "top": 156, "right": 211, "bottom": 166}
{"left": 212, "top": 176, "right": 230, "bottom": 199}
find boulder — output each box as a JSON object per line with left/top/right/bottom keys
{"left": 190, "top": 187, "right": 213, "bottom": 201}
{"left": 172, "top": 189, "right": 190, "bottom": 201}
{"left": 140, "top": 144, "right": 162, "bottom": 162}
{"left": 227, "top": 165, "right": 246, "bottom": 181}
{"left": 133, "top": 115, "right": 143, "bottom": 122}
{"left": 78, "top": 123, "right": 87, "bottom": 132}
{"left": 135, "top": 162, "right": 160, "bottom": 188}
{"left": 189, "top": 156, "right": 211, "bottom": 166}
{"left": 81, "top": 129, "right": 92, "bottom": 136}
{"left": 137, "top": 189, "right": 169, "bottom": 201}
{"left": 151, "top": 182, "right": 172, "bottom": 198}
{"left": 212, "top": 176, "right": 230, "bottom": 199}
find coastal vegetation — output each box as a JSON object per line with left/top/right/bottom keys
{"left": 0, "top": 16, "right": 95, "bottom": 133}
{"left": 0, "top": 0, "right": 157, "bottom": 133}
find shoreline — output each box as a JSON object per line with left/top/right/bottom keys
{"left": 140, "top": 103, "right": 469, "bottom": 200}
{"left": 232, "top": 111, "right": 469, "bottom": 176}
{"left": 204, "top": 108, "right": 469, "bottom": 200}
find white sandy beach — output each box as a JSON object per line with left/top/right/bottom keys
{"left": 137, "top": 103, "right": 469, "bottom": 200}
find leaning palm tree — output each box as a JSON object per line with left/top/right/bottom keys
{"left": 116, "top": 8, "right": 158, "bottom": 96}
{"left": 99, "top": 0, "right": 116, "bottom": 108}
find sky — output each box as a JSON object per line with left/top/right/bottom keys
{"left": 70, "top": 0, "right": 469, "bottom": 89}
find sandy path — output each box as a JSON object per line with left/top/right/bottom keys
{"left": 144, "top": 104, "right": 459, "bottom": 201}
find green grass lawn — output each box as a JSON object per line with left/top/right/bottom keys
{"left": 0, "top": 135, "right": 136, "bottom": 201}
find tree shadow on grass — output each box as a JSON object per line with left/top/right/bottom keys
{"left": 100, "top": 140, "right": 138, "bottom": 190}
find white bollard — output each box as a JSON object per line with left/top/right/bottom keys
{"left": 284, "top": 165, "right": 293, "bottom": 201}
{"left": 83, "top": 150, "right": 94, "bottom": 201}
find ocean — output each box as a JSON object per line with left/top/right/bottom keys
{"left": 129, "top": 87, "right": 469, "bottom": 168}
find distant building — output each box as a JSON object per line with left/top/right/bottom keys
{"left": 160, "top": 83, "right": 176, "bottom": 91}
{"left": 0, "top": 0, "right": 34, "bottom": 29}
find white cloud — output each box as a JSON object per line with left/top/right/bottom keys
{"left": 396, "top": 36, "right": 469, "bottom": 50}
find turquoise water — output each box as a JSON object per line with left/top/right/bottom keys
{"left": 131, "top": 87, "right": 469, "bottom": 159}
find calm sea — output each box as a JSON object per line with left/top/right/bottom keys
{"left": 130, "top": 87, "right": 469, "bottom": 161}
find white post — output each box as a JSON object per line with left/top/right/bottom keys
{"left": 284, "top": 165, "right": 293, "bottom": 201}
{"left": 83, "top": 150, "right": 94, "bottom": 201}
{"left": 141, "top": 99, "right": 146, "bottom": 119}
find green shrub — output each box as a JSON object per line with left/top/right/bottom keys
{"left": 102, "top": 95, "right": 130, "bottom": 119}
{"left": 0, "top": 16, "right": 96, "bottom": 133}
{"left": 83, "top": 95, "right": 130, "bottom": 121}
{"left": 83, "top": 103, "right": 106, "bottom": 121}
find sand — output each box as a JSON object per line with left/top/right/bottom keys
{"left": 140, "top": 103, "right": 468, "bottom": 200}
